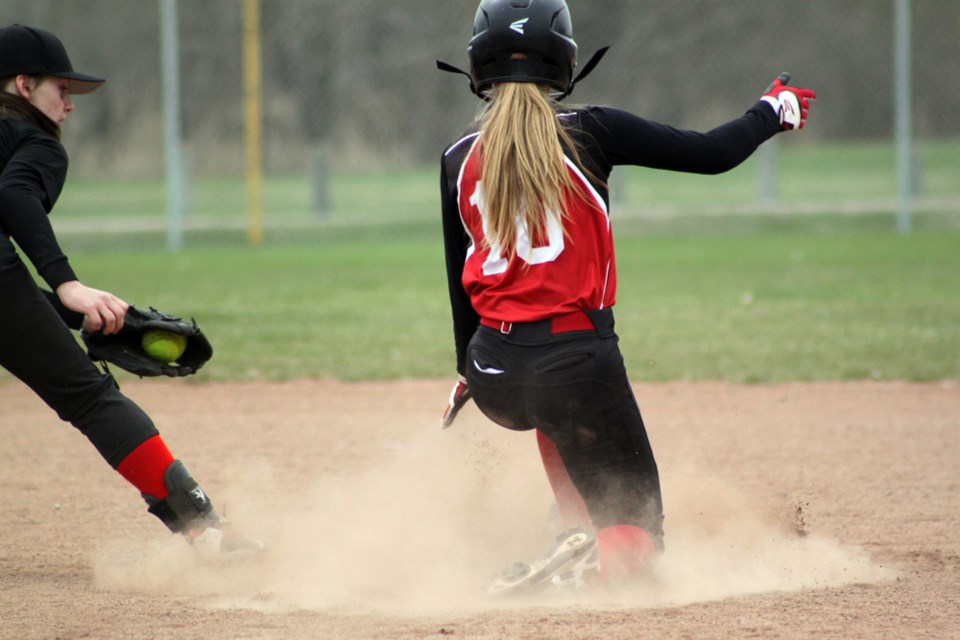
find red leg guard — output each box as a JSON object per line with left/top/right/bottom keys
{"left": 115, "top": 435, "right": 175, "bottom": 500}
{"left": 536, "top": 430, "right": 592, "bottom": 529}
{"left": 597, "top": 525, "right": 657, "bottom": 584}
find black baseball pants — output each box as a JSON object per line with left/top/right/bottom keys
{"left": 464, "top": 308, "right": 664, "bottom": 546}
{"left": 0, "top": 236, "right": 158, "bottom": 467}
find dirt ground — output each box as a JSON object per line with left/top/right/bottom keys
{"left": 1, "top": 378, "right": 957, "bottom": 639}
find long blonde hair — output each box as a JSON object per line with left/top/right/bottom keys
{"left": 478, "top": 82, "right": 583, "bottom": 259}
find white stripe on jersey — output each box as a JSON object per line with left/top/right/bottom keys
{"left": 455, "top": 135, "right": 484, "bottom": 261}
{"left": 564, "top": 156, "right": 609, "bottom": 221}
{"left": 563, "top": 154, "right": 613, "bottom": 308}
{"left": 445, "top": 131, "right": 481, "bottom": 157}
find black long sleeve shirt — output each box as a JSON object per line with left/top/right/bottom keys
{"left": 0, "top": 117, "right": 77, "bottom": 290}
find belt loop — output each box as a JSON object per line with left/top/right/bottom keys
{"left": 500, "top": 321, "right": 513, "bottom": 334}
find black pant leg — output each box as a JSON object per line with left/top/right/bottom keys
{"left": 0, "top": 241, "right": 158, "bottom": 467}
{"left": 466, "top": 322, "right": 664, "bottom": 545}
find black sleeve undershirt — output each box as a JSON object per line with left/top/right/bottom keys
{"left": 578, "top": 101, "right": 782, "bottom": 175}
{"left": 0, "top": 122, "right": 77, "bottom": 290}
{"left": 440, "top": 148, "right": 480, "bottom": 377}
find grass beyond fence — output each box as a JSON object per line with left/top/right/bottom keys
{"left": 56, "top": 138, "right": 960, "bottom": 226}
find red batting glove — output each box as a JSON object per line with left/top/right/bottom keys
{"left": 441, "top": 375, "right": 472, "bottom": 429}
{"left": 761, "top": 73, "right": 816, "bottom": 130}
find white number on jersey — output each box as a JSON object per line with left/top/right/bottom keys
{"left": 470, "top": 182, "right": 564, "bottom": 276}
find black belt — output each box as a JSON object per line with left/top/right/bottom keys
{"left": 479, "top": 309, "right": 606, "bottom": 336}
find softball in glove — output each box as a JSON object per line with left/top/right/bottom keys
{"left": 81, "top": 305, "right": 213, "bottom": 377}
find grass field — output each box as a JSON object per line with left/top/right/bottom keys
{"left": 50, "top": 220, "right": 959, "bottom": 384}
{"left": 22, "top": 139, "right": 958, "bottom": 384}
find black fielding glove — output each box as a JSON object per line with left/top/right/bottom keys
{"left": 81, "top": 305, "right": 213, "bottom": 377}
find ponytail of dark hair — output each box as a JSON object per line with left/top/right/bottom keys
{"left": 0, "top": 78, "right": 62, "bottom": 139}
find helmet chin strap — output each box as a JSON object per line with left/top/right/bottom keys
{"left": 436, "top": 45, "right": 610, "bottom": 101}
{"left": 436, "top": 60, "right": 481, "bottom": 97}
{"left": 564, "top": 46, "right": 609, "bottom": 99}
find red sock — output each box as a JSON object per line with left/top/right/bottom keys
{"left": 536, "top": 430, "right": 592, "bottom": 529}
{"left": 597, "top": 525, "right": 657, "bottom": 584}
{"left": 115, "top": 435, "right": 175, "bottom": 500}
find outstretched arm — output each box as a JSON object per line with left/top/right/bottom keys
{"left": 585, "top": 74, "right": 816, "bottom": 175}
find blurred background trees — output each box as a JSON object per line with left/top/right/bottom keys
{"left": 0, "top": 0, "right": 956, "bottom": 177}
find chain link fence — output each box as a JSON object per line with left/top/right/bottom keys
{"left": 1, "top": 0, "right": 957, "bottom": 237}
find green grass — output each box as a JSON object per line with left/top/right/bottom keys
{"left": 49, "top": 224, "right": 960, "bottom": 384}
{"left": 611, "top": 231, "right": 960, "bottom": 382}
{"left": 56, "top": 166, "right": 439, "bottom": 222}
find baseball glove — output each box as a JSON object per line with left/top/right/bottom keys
{"left": 81, "top": 305, "right": 213, "bottom": 377}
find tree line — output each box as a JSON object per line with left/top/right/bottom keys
{"left": 1, "top": 0, "right": 955, "bottom": 176}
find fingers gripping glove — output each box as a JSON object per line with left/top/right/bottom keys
{"left": 761, "top": 72, "right": 817, "bottom": 130}
{"left": 441, "top": 375, "right": 472, "bottom": 429}
{"left": 81, "top": 305, "right": 213, "bottom": 377}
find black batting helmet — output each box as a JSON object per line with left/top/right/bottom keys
{"left": 436, "top": 0, "right": 607, "bottom": 100}
{"left": 468, "top": 0, "right": 578, "bottom": 97}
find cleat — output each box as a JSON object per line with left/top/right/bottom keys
{"left": 141, "top": 460, "right": 266, "bottom": 559}
{"left": 487, "top": 527, "right": 598, "bottom": 595}
{"left": 183, "top": 513, "right": 266, "bottom": 559}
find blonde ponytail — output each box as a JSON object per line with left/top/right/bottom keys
{"left": 478, "top": 82, "right": 582, "bottom": 259}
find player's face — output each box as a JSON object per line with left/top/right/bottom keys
{"left": 26, "top": 77, "right": 74, "bottom": 125}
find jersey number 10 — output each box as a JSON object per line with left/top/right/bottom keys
{"left": 470, "top": 182, "right": 565, "bottom": 276}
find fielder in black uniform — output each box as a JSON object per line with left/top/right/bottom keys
{"left": 0, "top": 24, "right": 259, "bottom": 554}
{"left": 438, "top": 0, "right": 815, "bottom": 593}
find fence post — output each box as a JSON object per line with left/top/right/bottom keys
{"left": 243, "top": 0, "right": 264, "bottom": 246}
{"left": 894, "top": 0, "right": 913, "bottom": 233}
{"left": 310, "top": 145, "right": 331, "bottom": 218}
{"left": 160, "top": 0, "right": 185, "bottom": 251}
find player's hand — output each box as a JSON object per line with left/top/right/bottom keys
{"left": 760, "top": 72, "right": 816, "bottom": 131}
{"left": 56, "top": 280, "right": 129, "bottom": 335}
{"left": 441, "top": 375, "right": 471, "bottom": 429}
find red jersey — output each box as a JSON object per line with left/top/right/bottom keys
{"left": 455, "top": 134, "right": 615, "bottom": 323}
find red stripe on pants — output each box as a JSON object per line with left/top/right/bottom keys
{"left": 536, "top": 430, "right": 591, "bottom": 529}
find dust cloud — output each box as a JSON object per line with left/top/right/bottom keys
{"left": 93, "top": 423, "right": 894, "bottom": 615}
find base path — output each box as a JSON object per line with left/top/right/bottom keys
{"left": 1, "top": 379, "right": 957, "bottom": 639}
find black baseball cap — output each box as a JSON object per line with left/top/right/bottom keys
{"left": 0, "top": 24, "right": 105, "bottom": 94}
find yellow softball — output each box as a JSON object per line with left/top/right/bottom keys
{"left": 141, "top": 330, "right": 188, "bottom": 363}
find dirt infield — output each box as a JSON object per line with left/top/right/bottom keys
{"left": 1, "top": 379, "right": 957, "bottom": 639}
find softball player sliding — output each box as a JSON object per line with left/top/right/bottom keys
{"left": 439, "top": 0, "right": 815, "bottom": 593}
